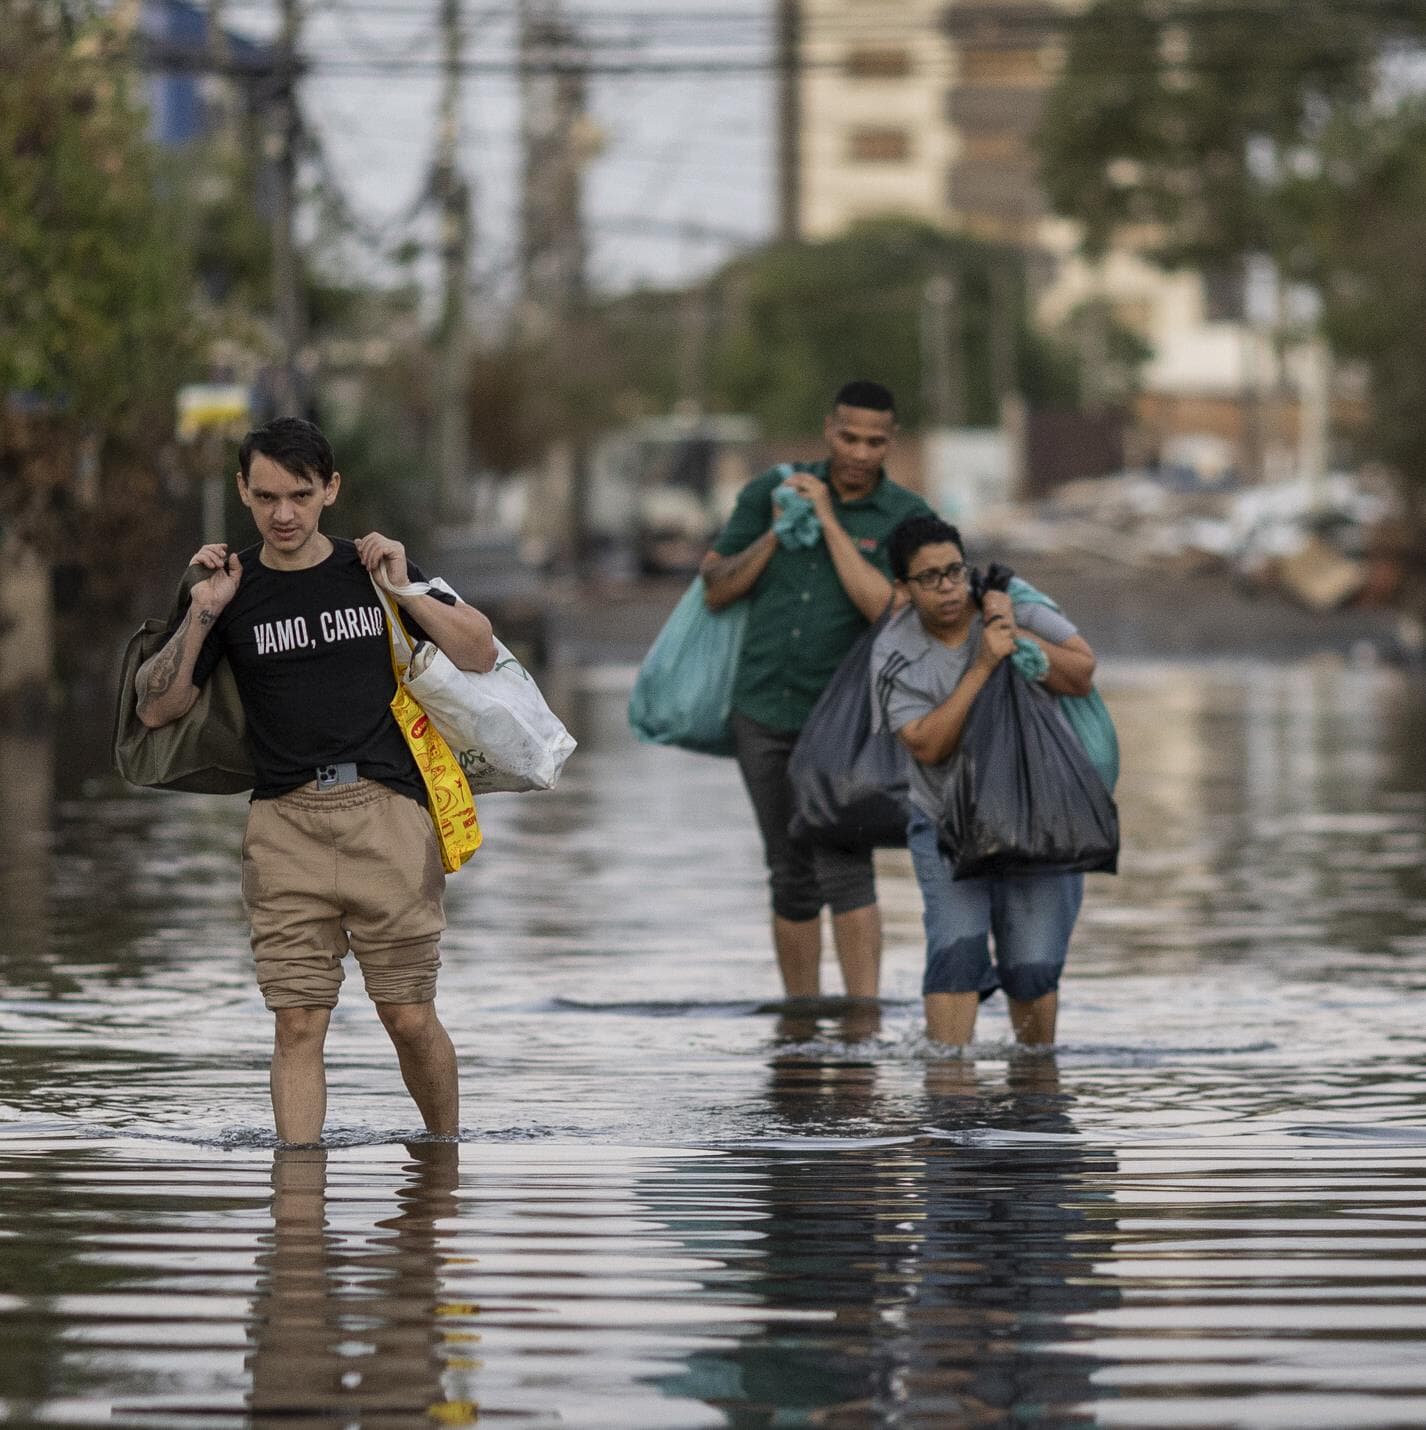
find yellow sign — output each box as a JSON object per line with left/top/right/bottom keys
{"left": 176, "top": 384, "right": 250, "bottom": 441}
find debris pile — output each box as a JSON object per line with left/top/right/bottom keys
{"left": 973, "top": 468, "right": 1403, "bottom": 613}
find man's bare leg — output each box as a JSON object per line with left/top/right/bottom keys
{"left": 831, "top": 903, "right": 881, "bottom": 999}
{"left": 378, "top": 1001, "right": 459, "bottom": 1135}
{"left": 773, "top": 914, "right": 822, "bottom": 997}
{"left": 1007, "top": 990, "right": 1058, "bottom": 1047}
{"left": 271, "top": 1007, "right": 331, "bottom": 1144}
{"left": 925, "top": 991, "right": 979, "bottom": 1047}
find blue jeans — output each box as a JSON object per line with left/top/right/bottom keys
{"left": 906, "top": 810, "right": 1082, "bottom": 1001}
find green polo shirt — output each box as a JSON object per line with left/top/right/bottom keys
{"left": 712, "top": 460, "right": 933, "bottom": 732}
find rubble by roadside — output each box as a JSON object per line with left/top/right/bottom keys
{"left": 971, "top": 466, "right": 1404, "bottom": 613}
{"left": 965, "top": 465, "right": 1425, "bottom": 664}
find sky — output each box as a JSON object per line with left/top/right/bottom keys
{"left": 219, "top": 0, "right": 777, "bottom": 306}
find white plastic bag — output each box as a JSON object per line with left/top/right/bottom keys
{"left": 374, "top": 576, "right": 576, "bottom": 794}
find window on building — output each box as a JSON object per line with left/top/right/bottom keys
{"left": 958, "top": 47, "right": 1045, "bottom": 86}
{"left": 1202, "top": 263, "right": 1246, "bottom": 322}
{"left": 959, "top": 132, "right": 1021, "bottom": 164}
{"left": 848, "top": 126, "right": 911, "bottom": 163}
{"left": 844, "top": 46, "right": 913, "bottom": 79}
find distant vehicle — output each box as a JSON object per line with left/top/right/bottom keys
{"left": 427, "top": 532, "right": 551, "bottom": 670}
{"left": 636, "top": 486, "right": 713, "bottom": 577}
{"left": 587, "top": 414, "right": 760, "bottom": 576}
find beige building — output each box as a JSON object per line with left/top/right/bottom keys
{"left": 788, "top": 0, "right": 1311, "bottom": 477}
{"left": 795, "top": 0, "right": 1062, "bottom": 247}
{"left": 795, "top": 0, "right": 958, "bottom": 238}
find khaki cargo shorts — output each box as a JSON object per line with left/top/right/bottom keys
{"left": 240, "top": 779, "right": 446, "bottom": 1010}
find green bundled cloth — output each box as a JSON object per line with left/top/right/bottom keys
{"left": 1010, "top": 637, "right": 1050, "bottom": 682}
{"left": 771, "top": 465, "right": 823, "bottom": 549}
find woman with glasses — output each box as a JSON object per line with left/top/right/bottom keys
{"left": 872, "top": 515, "right": 1098, "bottom": 1049}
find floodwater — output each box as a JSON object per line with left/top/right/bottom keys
{"left": 2, "top": 656, "right": 1426, "bottom": 1427}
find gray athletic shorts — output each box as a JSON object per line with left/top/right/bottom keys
{"left": 731, "top": 711, "right": 876, "bottom": 922}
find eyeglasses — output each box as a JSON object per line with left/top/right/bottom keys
{"left": 906, "top": 561, "right": 967, "bottom": 591}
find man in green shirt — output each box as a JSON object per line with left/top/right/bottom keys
{"left": 702, "top": 380, "right": 933, "bottom": 1000}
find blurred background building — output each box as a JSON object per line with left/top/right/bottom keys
{"left": 4, "top": 0, "right": 1422, "bottom": 718}
{"left": 784, "top": 0, "right": 1323, "bottom": 490}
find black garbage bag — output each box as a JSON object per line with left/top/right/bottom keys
{"left": 969, "top": 559, "right": 1016, "bottom": 603}
{"left": 788, "top": 612, "right": 911, "bottom": 850}
{"left": 942, "top": 659, "right": 1119, "bottom": 880}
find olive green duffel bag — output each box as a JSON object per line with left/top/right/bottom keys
{"left": 112, "top": 564, "right": 254, "bottom": 794}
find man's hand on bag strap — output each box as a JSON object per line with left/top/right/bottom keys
{"left": 360, "top": 532, "right": 498, "bottom": 675}
{"left": 188, "top": 542, "right": 231, "bottom": 571}
{"left": 356, "top": 531, "right": 412, "bottom": 591}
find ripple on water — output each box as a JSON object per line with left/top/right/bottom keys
{"left": 2, "top": 662, "right": 1426, "bottom": 1424}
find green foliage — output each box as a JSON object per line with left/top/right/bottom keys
{"left": 319, "top": 406, "right": 434, "bottom": 551}
{"left": 1039, "top": 0, "right": 1385, "bottom": 271}
{"left": 0, "top": 8, "right": 193, "bottom": 421}
{"left": 485, "top": 219, "right": 1107, "bottom": 463}
{"left": 0, "top": 5, "right": 199, "bottom": 619}
{"left": 1308, "top": 101, "right": 1426, "bottom": 511}
{"left": 706, "top": 219, "right": 1077, "bottom": 431}
{"left": 173, "top": 138, "right": 272, "bottom": 312}
{"left": 1040, "top": 0, "right": 1426, "bottom": 524}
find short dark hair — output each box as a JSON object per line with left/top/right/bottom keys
{"left": 887, "top": 513, "right": 964, "bottom": 581}
{"left": 833, "top": 379, "right": 896, "bottom": 415}
{"left": 238, "top": 417, "right": 336, "bottom": 486}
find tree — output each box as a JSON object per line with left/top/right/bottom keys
{"left": 1039, "top": 0, "right": 1426, "bottom": 602}
{"left": 1038, "top": 0, "right": 1385, "bottom": 276}
{"left": 1307, "top": 101, "right": 1426, "bottom": 525}
{"left": 704, "top": 219, "right": 1080, "bottom": 433}
{"left": 0, "top": 4, "right": 195, "bottom": 614}
{"left": 466, "top": 219, "right": 1112, "bottom": 470}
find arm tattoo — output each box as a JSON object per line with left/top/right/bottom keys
{"left": 706, "top": 530, "right": 772, "bottom": 586}
{"left": 137, "top": 611, "right": 190, "bottom": 708}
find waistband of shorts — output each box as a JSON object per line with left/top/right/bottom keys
{"left": 271, "top": 777, "right": 396, "bottom": 813}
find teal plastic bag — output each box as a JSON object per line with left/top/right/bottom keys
{"left": 628, "top": 577, "right": 748, "bottom": 757}
{"left": 1007, "top": 576, "right": 1120, "bottom": 793}
{"left": 1057, "top": 688, "right": 1120, "bottom": 794}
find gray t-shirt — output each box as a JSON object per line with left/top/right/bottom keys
{"left": 871, "top": 599, "right": 1079, "bottom": 816}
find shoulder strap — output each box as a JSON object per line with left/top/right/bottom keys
{"left": 370, "top": 574, "right": 416, "bottom": 674}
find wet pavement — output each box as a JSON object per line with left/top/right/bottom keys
{"left": 2, "top": 644, "right": 1426, "bottom": 1425}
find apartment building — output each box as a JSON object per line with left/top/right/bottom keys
{"left": 794, "top": 0, "right": 958, "bottom": 238}
{"left": 788, "top": 0, "right": 1300, "bottom": 477}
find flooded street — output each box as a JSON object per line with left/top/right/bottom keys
{"left": 3, "top": 656, "right": 1426, "bottom": 1426}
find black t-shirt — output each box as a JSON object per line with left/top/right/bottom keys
{"left": 191, "top": 538, "right": 452, "bottom": 801}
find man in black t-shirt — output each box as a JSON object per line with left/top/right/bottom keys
{"left": 135, "top": 418, "right": 497, "bottom": 1144}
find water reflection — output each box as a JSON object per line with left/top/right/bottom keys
{"left": 248, "top": 1143, "right": 475, "bottom": 1427}
{"left": 0, "top": 728, "right": 53, "bottom": 975}
{"left": 901, "top": 1059, "right": 1121, "bottom": 1425}
{"left": 647, "top": 1051, "right": 1122, "bottom": 1425}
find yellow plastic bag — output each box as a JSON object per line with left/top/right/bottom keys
{"left": 377, "top": 585, "right": 481, "bottom": 874}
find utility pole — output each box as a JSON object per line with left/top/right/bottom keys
{"left": 920, "top": 273, "right": 965, "bottom": 429}
{"left": 518, "top": 1, "right": 595, "bottom": 568}
{"left": 988, "top": 256, "right": 1018, "bottom": 407}
{"left": 1075, "top": 299, "right": 1110, "bottom": 412}
{"left": 205, "top": 0, "right": 232, "bottom": 132}
{"left": 678, "top": 279, "right": 711, "bottom": 416}
{"left": 1299, "top": 337, "right": 1331, "bottom": 511}
{"left": 434, "top": 0, "right": 473, "bottom": 522}
{"left": 267, "top": 0, "right": 306, "bottom": 419}
{"left": 518, "top": 0, "right": 589, "bottom": 334}
{"left": 775, "top": 0, "right": 801, "bottom": 242}
{"left": 988, "top": 255, "right": 1028, "bottom": 499}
